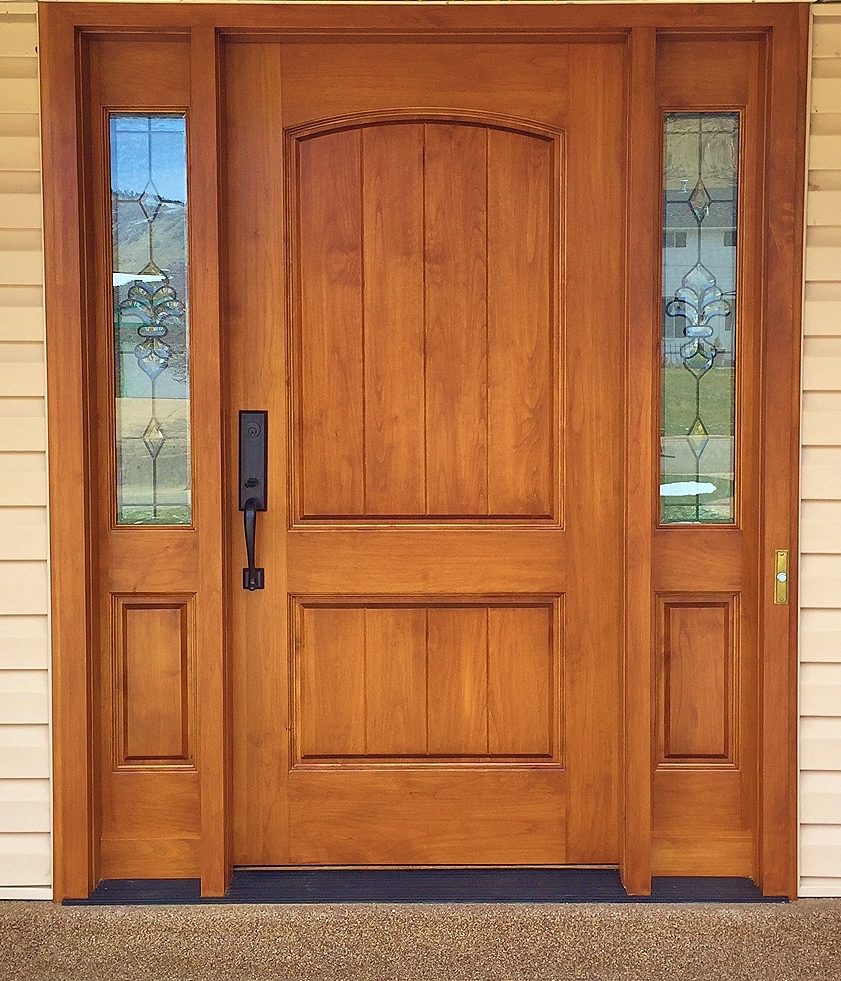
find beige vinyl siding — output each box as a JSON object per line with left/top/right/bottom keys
{"left": 799, "top": 8, "right": 841, "bottom": 900}
{"left": 0, "top": 1, "right": 50, "bottom": 899}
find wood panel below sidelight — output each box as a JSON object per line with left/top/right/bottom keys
{"left": 100, "top": 595, "right": 200, "bottom": 879}
{"left": 653, "top": 593, "right": 753, "bottom": 877}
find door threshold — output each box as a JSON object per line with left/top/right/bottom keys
{"left": 65, "top": 868, "right": 784, "bottom": 906}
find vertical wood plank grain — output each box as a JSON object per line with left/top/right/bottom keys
{"left": 365, "top": 607, "right": 427, "bottom": 755}
{"left": 488, "top": 606, "right": 553, "bottom": 756}
{"left": 298, "top": 129, "right": 364, "bottom": 516}
{"left": 427, "top": 607, "right": 488, "bottom": 754}
{"left": 424, "top": 123, "right": 488, "bottom": 515}
{"left": 299, "top": 607, "right": 366, "bottom": 757}
{"left": 487, "top": 130, "right": 554, "bottom": 517}
{"left": 362, "top": 124, "right": 425, "bottom": 516}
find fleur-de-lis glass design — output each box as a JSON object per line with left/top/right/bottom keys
{"left": 660, "top": 113, "right": 739, "bottom": 524}
{"left": 119, "top": 279, "right": 184, "bottom": 381}
{"left": 111, "top": 114, "right": 191, "bottom": 525}
{"left": 667, "top": 262, "right": 731, "bottom": 338}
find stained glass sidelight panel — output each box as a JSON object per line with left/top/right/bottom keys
{"left": 110, "top": 114, "right": 191, "bottom": 525}
{"left": 660, "top": 112, "right": 739, "bottom": 525}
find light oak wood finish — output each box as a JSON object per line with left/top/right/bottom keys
{"left": 37, "top": 3, "right": 808, "bottom": 900}
{"left": 189, "top": 23, "right": 230, "bottom": 901}
{"left": 622, "top": 25, "right": 658, "bottom": 897}
{"left": 651, "top": 35, "right": 764, "bottom": 882}
{"left": 58, "top": 26, "right": 228, "bottom": 893}
{"left": 114, "top": 597, "right": 194, "bottom": 766}
{"left": 230, "top": 35, "right": 624, "bottom": 868}
{"left": 292, "top": 600, "right": 559, "bottom": 763}
{"left": 758, "top": 3, "right": 809, "bottom": 899}
{"left": 290, "top": 114, "right": 559, "bottom": 522}
{"left": 40, "top": 2, "right": 96, "bottom": 901}
{"left": 657, "top": 596, "right": 737, "bottom": 763}
{"left": 85, "top": 34, "right": 203, "bottom": 884}
{"left": 222, "top": 40, "right": 291, "bottom": 869}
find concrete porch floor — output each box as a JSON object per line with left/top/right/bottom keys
{"left": 3, "top": 900, "right": 841, "bottom": 981}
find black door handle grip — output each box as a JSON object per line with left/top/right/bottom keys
{"left": 242, "top": 498, "right": 264, "bottom": 591}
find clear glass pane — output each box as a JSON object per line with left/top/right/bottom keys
{"left": 110, "top": 113, "right": 191, "bottom": 525}
{"left": 660, "top": 112, "right": 739, "bottom": 525}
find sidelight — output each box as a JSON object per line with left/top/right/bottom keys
{"left": 660, "top": 112, "right": 739, "bottom": 525}
{"left": 110, "top": 113, "right": 191, "bottom": 525}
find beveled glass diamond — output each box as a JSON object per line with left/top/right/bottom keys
{"left": 143, "top": 417, "right": 166, "bottom": 459}
{"left": 687, "top": 417, "right": 710, "bottom": 459}
{"left": 688, "top": 179, "right": 712, "bottom": 224}
{"left": 682, "top": 262, "right": 715, "bottom": 297}
{"left": 683, "top": 345, "right": 716, "bottom": 378}
{"left": 138, "top": 182, "right": 163, "bottom": 222}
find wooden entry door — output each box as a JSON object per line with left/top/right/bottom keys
{"left": 41, "top": 2, "right": 807, "bottom": 900}
{"left": 226, "top": 40, "right": 626, "bottom": 866}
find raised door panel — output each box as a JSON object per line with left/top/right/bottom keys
{"left": 291, "top": 117, "right": 560, "bottom": 522}
{"left": 657, "top": 596, "right": 736, "bottom": 764}
{"left": 114, "top": 597, "right": 194, "bottom": 767}
{"left": 293, "top": 598, "right": 561, "bottom": 764}
{"left": 100, "top": 594, "right": 200, "bottom": 878}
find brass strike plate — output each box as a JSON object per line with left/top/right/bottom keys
{"left": 774, "top": 549, "right": 790, "bottom": 605}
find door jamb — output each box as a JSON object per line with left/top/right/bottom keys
{"left": 39, "top": 1, "right": 807, "bottom": 901}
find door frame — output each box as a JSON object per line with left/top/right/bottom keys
{"left": 39, "top": 1, "right": 808, "bottom": 900}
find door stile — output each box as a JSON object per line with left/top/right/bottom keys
{"left": 189, "top": 26, "right": 230, "bottom": 898}
{"left": 758, "top": 4, "right": 808, "bottom": 898}
{"left": 224, "top": 40, "right": 291, "bottom": 867}
{"left": 622, "top": 25, "right": 658, "bottom": 897}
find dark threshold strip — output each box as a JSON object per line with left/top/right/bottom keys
{"left": 64, "top": 868, "right": 785, "bottom": 906}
